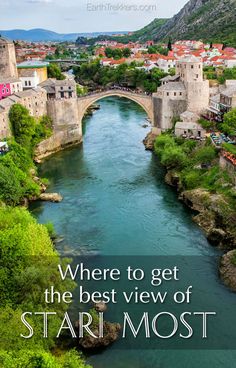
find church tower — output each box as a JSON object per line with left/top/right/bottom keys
{"left": 0, "top": 36, "right": 18, "bottom": 78}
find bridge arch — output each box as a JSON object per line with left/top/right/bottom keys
{"left": 77, "top": 90, "right": 154, "bottom": 128}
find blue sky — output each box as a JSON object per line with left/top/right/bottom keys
{"left": 0, "top": 0, "right": 187, "bottom": 33}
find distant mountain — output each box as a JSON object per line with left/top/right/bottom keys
{"left": 90, "top": 19, "right": 169, "bottom": 44}
{"left": 139, "top": 0, "right": 236, "bottom": 45}
{"left": 0, "top": 28, "right": 129, "bottom": 42}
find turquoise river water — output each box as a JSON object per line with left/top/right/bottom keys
{"left": 30, "top": 97, "right": 236, "bottom": 368}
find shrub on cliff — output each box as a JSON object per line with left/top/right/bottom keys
{"left": 0, "top": 207, "right": 77, "bottom": 356}
{"left": 0, "top": 349, "right": 91, "bottom": 368}
{"left": 9, "top": 104, "right": 36, "bottom": 151}
{"left": 194, "top": 146, "right": 217, "bottom": 165}
{"left": 161, "top": 146, "right": 187, "bottom": 169}
{"left": 154, "top": 134, "right": 176, "bottom": 155}
{"left": 0, "top": 163, "right": 24, "bottom": 205}
{"left": 0, "top": 147, "right": 40, "bottom": 205}
{"left": 32, "top": 115, "right": 53, "bottom": 147}
{"left": 181, "top": 170, "right": 202, "bottom": 190}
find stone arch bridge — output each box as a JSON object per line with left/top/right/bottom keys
{"left": 77, "top": 89, "right": 154, "bottom": 126}
{"left": 38, "top": 89, "right": 157, "bottom": 159}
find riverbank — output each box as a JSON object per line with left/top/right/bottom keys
{"left": 144, "top": 130, "right": 236, "bottom": 290}
{"left": 34, "top": 104, "right": 100, "bottom": 161}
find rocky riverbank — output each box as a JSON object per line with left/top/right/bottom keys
{"left": 23, "top": 169, "right": 63, "bottom": 205}
{"left": 220, "top": 250, "right": 236, "bottom": 292}
{"left": 144, "top": 131, "right": 236, "bottom": 291}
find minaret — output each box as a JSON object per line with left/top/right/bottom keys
{"left": 0, "top": 35, "right": 18, "bottom": 78}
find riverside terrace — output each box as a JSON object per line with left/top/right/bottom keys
{"left": 210, "top": 132, "right": 235, "bottom": 146}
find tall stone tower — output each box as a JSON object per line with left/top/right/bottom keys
{"left": 0, "top": 36, "right": 18, "bottom": 79}
{"left": 176, "top": 56, "right": 209, "bottom": 113}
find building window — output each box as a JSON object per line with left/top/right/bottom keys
{"left": 191, "top": 65, "right": 194, "bottom": 69}
{"left": 68, "top": 86, "right": 71, "bottom": 90}
{"left": 199, "top": 65, "right": 201, "bottom": 69}
{"left": 60, "top": 92, "right": 64, "bottom": 98}
{"left": 69, "top": 92, "right": 72, "bottom": 98}
{"left": 25, "top": 81, "right": 28, "bottom": 86}
{"left": 180, "top": 92, "right": 182, "bottom": 96}
{"left": 174, "top": 92, "right": 176, "bottom": 96}
{"left": 196, "top": 74, "right": 198, "bottom": 78}
{"left": 29, "top": 81, "right": 31, "bottom": 86}
{"left": 167, "top": 92, "right": 169, "bottom": 96}
{"left": 61, "top": 87, "right": 63, "bottom": 90}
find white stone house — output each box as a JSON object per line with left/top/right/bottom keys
{"left": 224, "top": 58, "right": 236, "bottom": 68}
{"left": 156, "top": 57, "right": 176, "bottom": 73}
{"left": 175, "top": 111, "right": 206, "bottom": 138}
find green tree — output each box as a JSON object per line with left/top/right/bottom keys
{"left": 9, "top": 104, "right": 36, "bottom": 149}
{"left": 161, "top": 146, "right": 187, "bottom": 169}
{"left": 168, "top": 38, "right": 172, "bottom": 51}
{"left": 123, "top": 47, "right": 131, "bottom": 58}
{"left": 47, "top": 64, "right": 65, "bottom": 80}
{"left": 221, "top": 108, "right": 236, "bottom": 135}
{"left": 105, "top": 47, "right": 113, "bottom": 58}
{"left": 0, "top": 163, "right": 24, "bottom": 205}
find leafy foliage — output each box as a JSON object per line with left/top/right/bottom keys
{"left": 105, "top": 47, "right": 131, "bottom": 59}
{"left": 0, "top": 349, "right": 91, "bottom": 368}
{"left": 9, "top": 104, "right": 36, "bottom": 149}
{"left": 221, "top": 108, "right": 236, "bottom": 135}
{"left": 74, "top": 59, "right": 167, "bottom": 93}
{"left": 47, "top": 63, "right": 66, "bottom": 80}
{"left": 154, "top": 133, "right": 235, "bottom": 198}
{"left": 0, "top": 107, "right": 89, "bottom": 367}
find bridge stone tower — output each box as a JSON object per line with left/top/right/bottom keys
{"left": 0, "top": 36, "right": 18, "bottom": 78}
{"left": 176, "top": 56, "right": 209, "bottom": 114}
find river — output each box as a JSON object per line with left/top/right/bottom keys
{"left": 30, "top": 97, "right": 236, "bottom": 368}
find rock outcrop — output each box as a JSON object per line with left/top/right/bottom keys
{"left": 180, "top": 189, "right": 236, "bottom": 249}
{"left": 94, "top": 302, "right": 107, "bottom": 312}
{"left": 78, "top": 321, "right": 121, "bottom": 349}
{"left": 220, "top": 250, "right": 236, "bottom": 292}
{"left": 143, "top": 130, "right": 158, "bottom": 151}
{"left": 39, "top": 192, "right": 63, "bottom": 203}
{"left": 141, "top": 0, "right": 236, "bottom": 45}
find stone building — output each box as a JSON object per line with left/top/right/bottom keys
{"left": 39, "top": 78, "right": 77, "bottom": 99}
{"left": 0, "top": 36, "right": 18, "bottom": 79}
{"left": 0, "top": 87, "right": 47, "bottom": 139}
{"left": 153, "top": 56, "right": 209, "bottom": 130}
{"left": 176, "top": 56, "right": 209, "bottom": 113}
{"left": 175, "top": 111, "right": 206, "bottom": 138}
{"left": 207, "top": 82, "right": 236, "bottom": 121}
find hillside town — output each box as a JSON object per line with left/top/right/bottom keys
{"left": 0, "top": 35, "right": 236, "bottom": 172}
{"left": 11, "top": 38, "right": 236, "bottom": 69}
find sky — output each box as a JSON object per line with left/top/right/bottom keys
{"left": 0, "top": 0, "right": 187, "bottom": 33}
